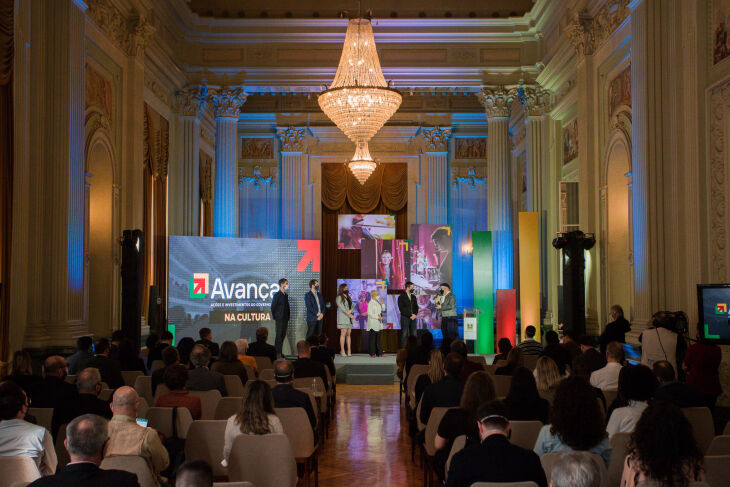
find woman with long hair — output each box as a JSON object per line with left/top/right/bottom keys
{"left": 534, "top": 376, "right": 610, "bottom": 465}
{"left": 211, "top": 340, "right": 248, "bottom": 384}
{"left": 495, "top": 347, "right": 524, "bottom": 375}
{"left": 606, "top": 364, "right": 655, "bottom": 438}
{"left": 503, "top": 366, "right": 550, "bottom": 423}
{"left": 336, "top": 283, "right": 354, "bottom": 357}
{"left": 621, "top": 401, "right": 705, "bottom": 487}
{"left": 3, "top": 350, "right": 40, "bottom": 388}
{"left": 534, "top": 356, "right": 562, "bottom": 405}
{"left": 414, "top": 348, "right": 444, "bottom": 406}
{"left": 177, "top": 337, "right": 196, "bottom": 368}
{"left": 222, "top": 380, "right": 283, "bottom": 466}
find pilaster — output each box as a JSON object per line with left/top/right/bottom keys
{"left": 277, "top": 126, "right": 307, "bottom": 239}
{"left": 422, "top": 126, "right": 452, "bottom": 225}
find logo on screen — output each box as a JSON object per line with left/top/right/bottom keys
{"left": 190, "top": 273, "right": 209, "bottom": 299}
{"left": 715, "top": 303, "right": 727, "bottom": 314}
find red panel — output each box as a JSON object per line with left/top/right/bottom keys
{"left": 496, "top": 289, "right": 517, "bottom": 347}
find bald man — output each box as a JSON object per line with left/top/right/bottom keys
{"left": 106, "top": 387, "right": 169, "bottom": 486}
{"left": 26, "top": 356, "right": 78, "bottom": 410}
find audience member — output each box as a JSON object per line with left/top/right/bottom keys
{"left": 271, "top": 360, "right": 317, "bottom": 431}
{"left": 414, "top": 349, "right": 444, "bottom": 407}
{"left": 492, "top": 337, "right": 513, "bottom": 365}
{"left": 106, "top": 387, "right": 169, "bottom": 485}
{"left": 683, "top": 328, "right": 722, "bottom": 407}
{"left": 144, "top": 333, "right": 160, "bottom": 370}
{"left": 308, "top": 334, "right": 336, "bottom": 377}
{"left": 26, "top": 356, "right": 78, "bottom": 409}
{"left": 451, "top": 339, "right": 483, "bottom": 380}
{"left": 108, "top": 330, "right": 126, "bottom": 362}
{"left": 27, "top": 414, "right": 139, "bottom": 487}
{"left": 0, "top": 381, "right": 57, "bottom": 476}
{"left": 572, "top": 357, "right": 607, "bottom": 412}
{"left": 406, "top": 330, "right": 433, "bottom": 377}
{"left": 606, "top": 364, "right": 655, "bottom": 438}
{"left": 440, "top": 336, "right": 453, "bottom": 359}
{"left": 317, "top": 333, "right": 336, "bottom": 360}
{"left": 397, "top": 335, "right": 418, "bottom": 382}
{"left": 495, "top": 347, "right": 523, "bottom": 376}
{"left": 116, "top": 338, "right": 146, "bottom": 373}
{"left": 292, "top": 339, "right": 329, "bottom": 391}
{"left": 502, "top": 366, "right": 550, "bottom": 423}
{"left": 561, "top": 332, "right": 582, "bottom": 361}
{"left": 541, "top": 330, "right": 571, "bottom": 375}
{"left": 640, "top": 311, "right": 685, "bottom": 373}
{"left": 222, "top": 380, "right": 283, "bottom": 467}
{"left": 234, "top": 339, "right": 259, "bottom": 374}
{"left": 196, "top": 327, "right": 220, "bottom": 357}
{"left": 176, "top": 337, "right": 196, "bottom": 368}
{"left": 419, "top": 353, "right": 465, "bottom": 426}
{"left": 187, "top": 344, "right": 227, "bottom": 396}
{"left": 247, "top": 327, "right": 277, "bottom": 364}
{"left": 534, "top": 356, "right": 562, "bottom": 405}
{"left": 533, "top": 377, "right": 610, "bottom": 465}
{"left": 154, "top": 364, "right": 202, "bottom": 420}
{"left": 151, "top": 346, "right": 179, "bottom": 395}
{"left": 589, "top": 341, "right": 623, "bottom": 391}
{"left": 599, "top": 304, "right": 631, "bottom": 353}
{"left": 67, "top": 336, "right": 93, "bottom": 375}
{"left": 84, "top": 338, "right": 124, "bottom": 389}
{"left": 575, "top": 336, "right": 606, "bottom": 374}
{"left": 54, "top": 367, "right": 112, "bottom": 435}
{"left": 445, "top": 401, "right": 547, "bottom": 487}
{"left": 4, "top": 350, "right": 41, "bottom": 389}
{"left": 653, "top": 360, "right": 704, "bottom": 408}
{"left": 434, "top": 372, "right": 497, "bottom": 482}
{"left": 516, "top": 326, "right": 543, "bottom": 355}
{"left": 550, "top": 452, "right": 602, "bottom": 487}
{"left": 211, "top": 341, "right": 248, "bottom": 384}
{"left": 175, "top": 460, "right": 213, "bottom": 487}
{"left": 621, "top": 401, "right": 705, "bottom": 487}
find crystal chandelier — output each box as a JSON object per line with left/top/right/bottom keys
{"left": 318, "top": 17, "right": 402, "bottom": 183}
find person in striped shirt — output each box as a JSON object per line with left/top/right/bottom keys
{"left": 516, "top": 326, "right": 543, "bottom": 356}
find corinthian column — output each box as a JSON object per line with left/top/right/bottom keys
{"left": 422, "top": 126, "right": 452, "bottom": 224}
{"left": 480, "top": 88, "right": 515, "bottom": 290}
{"left": 519, "top": 87, "right": 551, "bottom": 213}
{"left": 209, "top": 88, "right": 247, "bottom": 238}
{"left": 277, "top": 127, "right": 307, "bottom": 239}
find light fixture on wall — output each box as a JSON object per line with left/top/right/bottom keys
{"left": 318, "top": 15, "right": 401, "bottom": 184}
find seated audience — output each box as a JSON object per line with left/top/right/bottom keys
{"left": 26, "top": 356, "right": 78, "bottom": 409}
{"left": 106, "top": 387, "right": 169, "bottom": 485}
{"left": 154, "top": 364, "right": 202, "bottom": 420}
{"left": 440, "top": 336, "right": 453, "bottom": 359}
{"left": 495, "top": 347, "right": 523, "bottom": 376}
{"left": 234, "top": 339, "right": 259, "bottom": 374}
{"left": 292, "top": 340, "right": 329, "bottom": 391}
{"left": 308, "top": 334, "right": 336, "bottom": 377}
{"left": 451, "top": 339, "right": 483, "bottom": 380}
{"left": 606, "top": 364, "right": 655, "bottom": 438}
{"left": 575, "top": 336, "right": 606, "bottom": 374}
{"left": 0, "top": 381, "right": 57, "bottom": 476}
{"left": 54, "top": 367, "right": 112, "bottom": 435}
{"left": 419, "top": 353, "right": 465, "bottom": 426}
{"left": 28, "top": 414, "right": 139, "bottom": 487}
{"left": 67, "top": 336, "right": 93, "bottom": 375}
{"left": 653, "top": 360, "right": 703, "bottom": 407}
{"left": 406, "top": 331, "right": 433, "bottom": 377}
{"left": 445, "top": 401, "right": 547, "bottom": 487}
{"left": 589, "top": 341, "right": 624, "bottom": 391}
{"left": 176, "top": 337, "right": 196, "bottom": 368}
{"left": 247, "top": 326, "right": 277, "bottom": 364}
{"left": 196, "top": 327, "right": 220, "bottom": 357}
{"left": 492, "top": 337, "right": 513, "bottom": 365}
{"left": 550, "top": 452, "right": 602, "bottom": 487}
{"left": 516, "top": 325, "right": 543, "bottom": 356}
{"left": 4, "top": 350, "right": 41, "bottom": 389}
{"left": 146, "top": 332, "right": 170, "bottom": 371}
{"left": 84, "top": 338, "right": 124, "bottom": 389}
{"left": 599, "top": 304, "right": 631, "bottom": 353}
{"left": 414, "top": 349, "right": 444, "bottom": 411}
{"left": 561, "top": 332, "right": 582, "bottom": 361}
{"left": 572, "top": 357, "right": 607, "bottom": 412}
{"left": 434, "top": 372, "right": 497, "bottom": 482}
{"left": 222, "top": 380, "right": 283, "bottom": 467}
{"left": 541, "top": 330, "right": 571, "bottom": 375}
{"left": 116, "top": 338, "right": 146, "bottom": 373}
{"left": 502, "top": 366, "right": 550, "bottom": 423}
{"left": 109, "top": 330, "right": 125, "bottom": 362}
{"left": 187, "top": 344, "right": 227, "bottom": 396}
{"left": 533, "top": 376, "right": 610, "bottom": 465}
{"left": 151, "top": 346, "right": 179, "bottom": 395}
{"left": 271, "top": 360, "right": 317, "bottom": 431}
{"left": 211, "top": 341, "right": 248, "bottom": 384}
{"left": 683, "top": 328, "right": 722, "bottom": 407}
{"left": 397, "top": 335, "right": 418, "bottom": 381}
{"left": 534, "top": 356, "right": 562, "bottom": 405}
{"left": 317, "top": 333, "right": 336, "bottom": 360}
{"left": 175, "top": 460, "right": 213, "bottom": 487}
{"left": 621, "top": 400, "right": 705, "bottom": 487}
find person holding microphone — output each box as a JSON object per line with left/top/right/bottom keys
{"left": 367, "top": 289, "right": 385, "bottom": 357}
{"left": 436, "top": 283, "right": 458, "bottom": 340}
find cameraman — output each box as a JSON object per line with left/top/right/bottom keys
{"left": 639, "top": 311, "right": 687, "bottom": 377}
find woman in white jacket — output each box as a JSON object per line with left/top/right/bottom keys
{"left": 367, "top": 289, "right": 385, "bottom": 357}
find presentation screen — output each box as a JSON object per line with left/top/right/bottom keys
{"left": 697, "top": 284, "right": 730, "bottom": 344}
{"left": 361, "top": 239, "right": 411, "bottom": 290}
{"left": 338, "top": 214, "right": 395, "bottom": 249}
{"left": 410, "top": 224, "right": 452, "bottom": 294}
{"left": 384, "top": 294, "right": 441, "bottom": 331}
{"left": 168, "top": 236, "right": 320, "bottom": 344}
{"left": 336, "top": 279, "right": 389, "bottom": 329}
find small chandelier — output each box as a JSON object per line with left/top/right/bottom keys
{"left": 348, "top": 141, "right": 377, "bottom": 185}
{"left": 319, "top": 17, "right": 401, "bottom": 183}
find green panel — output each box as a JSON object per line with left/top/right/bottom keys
{"left": 473, "top": 231, "right": 494, "bottom": 354}
{"left": 168, "top": 324, "right": 176, "bottom": 345}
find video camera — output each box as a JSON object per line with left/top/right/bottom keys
{"left": 650, "top": 310, "right": 689, "bottom": 335}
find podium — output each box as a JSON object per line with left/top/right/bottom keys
{"left": 462, "top": 308, "right": 480, "bottom": 341}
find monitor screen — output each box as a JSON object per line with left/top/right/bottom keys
{"left": 697, "top": 284, "right": 730, "bottom": 344}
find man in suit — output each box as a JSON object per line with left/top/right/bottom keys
{"left": 419, "top": 353, "right": 465, "bottom": 426}
{"left": 67, "top": 336, "right": 93, "bottom": 375}
{"left": 195, "top": 328, "right": 219, "bottom": 357}
{"left": 292, "top": 340, "right": 329, "bottom": 392}
{"left": 248, "top": 327, "right": 277, "bottom": 364}
{"left": 53, "top": 367, "right": 112, "bottom": 436}
{"left": 445, "top": 401, "right": 547, "bottom": 487}
{"left": 83, "top": 338, "right": 124, "bottom": 389}
{"left": 187, "top": 344, "right": 227, "bottom": 396}
{"left": 305, "top": 279, "right": 326, "bottom": 339}
{"left": 151, "top": 346, "right": 180, "bottom": 395}
{"left": 28, "top": 414, "right": 140, "bottom": 487}
{"left": 436, "top": 283, "right": 458, "bottom": 340}
{"left": 398, "top": 281, "right": 418, "bottom": 347}
{"left": 26, "top": 356, "right": 78, "bottom": 409}
{"left": 271, "top": 278, "right": 291, "bottom": 357}
{"left": 271, "top": 360, "right": 317, "bottom": 432}
{"left": 307, "top": 335, "right": 335, "bottom": 377}
{"left": 653, "top": 360, "right": 704, "bottom": 408}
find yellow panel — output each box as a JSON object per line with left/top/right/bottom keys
{"left": 518, "top": 212, "right": 540, "bottom": 342}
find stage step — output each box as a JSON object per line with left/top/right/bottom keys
{"left": 334, "top": 356, "right": 399, "bottom": 385}
{"left": 346, "top": 373, "right": 398, "bottom": 385}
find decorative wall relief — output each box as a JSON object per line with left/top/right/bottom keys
{"left": 563, "top": 118, "right": 579, "bottom": 165}
{"left": 240, "top": 138, "right": 274, "bottom": 159}
{"left": 200, "top": 152, "right": 212, "bottom": 202}
{"left": 708, "top": 80, "right": 730, "bottom": 281}
{"left": 239, "top": 165, "right": 276, "bottom": 186}
{"left": 143, "top": 103, "right": 169, "bottom": 178}
{"left": 713, "top": 0, "right": 730, "bottom": 65}
{"left": 452, "top": 166, "right": 486, "bottom": 186}
{"left": 454, "top": 138, "right": 487, "bottom": 159}
{"left": 85, "top": 64, "right": 113, "bottom": 120}
{"left": 608, "top": 64, "right": 631, "bottom": 116}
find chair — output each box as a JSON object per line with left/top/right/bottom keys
{"left": 0, "top": 457, "right": 41, "bottom": 487}
{"left": 189, "top": 389, "right": 223, "bottom": 420}
{"left": 100, "top": 382, "right": 109, "bottom": 390}
{"left": 134, "top": 375, "right": 153, "bottom": 407}
{"left": 445, "top": 435, "right": 466, "bottom": 480}
{"left": 153, "top": 384, "right": 170, "bottom": 403}
{"left": 137, "top": 397, "right": 150, "bottom": 419}
{"left": 423, "top": 407, "right": 457, "bottom": 487}
{"left": 509, "top": 421, "right": 543, "bottom": 450}
{"left": 636, "top": 483, "right": 710, "bottom": 487}
{"left": 184, "top": 420, "right": 228, "bottom": 477}
{"left": 149, "top": 360, "right": 164, "bottom": 372}
{"left": 255, "top": 356, "right": 274, "bottom": 371}
{"left": 484, "top": 364, "right": 498, "bottom": 375}
{"left": 494, "top": 360, "right": 508, "bottom": 368}
{"left": 407, "top": 365, "right": 429, "bottom": 409}
{"left": 227, "top": 433, "right": 298, "bottom": 487}
{"left": 523, "top": 355, "right": 539, "bottom": 371}
{"left": 707, "top": 435, "right": 730, "bottom": 456}
{"left": 276, "top": 407, "right": 318, "bottom": 486}
{"left": 293, "top": 376, "right": 326, "bottom": 392}
{"left": 705, "top": 455, "right": 730, "bottom": 487}
{"left": 215, "top": 396, "right": 244, "bottom": 420}
{"left": 682, "top": 407, "right": 715, "bottom": 454}
{"left": 470, "top": 483, "right": 539, "bottom": 487}
{"left": 65, "top": 374, "right": 76, "bottom": 384}
{"left": 145, "top": 406, "right": 193, "bottom": 439}
{"left": 27, "top": 407, "right": 53, "bottom": 433}
{"left": 606, "top": 432, "right": 631, "bottom": 487}
{"left": 259, "top": 369, "right": 275, "bottom": 381}
{"left": 723, "top": 421, "right": 730, "bottom": 436}
{"left": 98, "top": 388, "right": 114, "bottom": 402}
{"left": 492, "top": 375, "right": 512, "bottom": 398}
{"left": 121, "top": 370, "right": 144, "bottom": 387}
{"left": 540, "top": 452, "right": 606, "bottom": 485}
{"left": 100, "top": 455, "right": 156, "bottom": 487}
{"left": 213, "top": 483, "right": 255, "bottom": 487}
{"left": 602, "top": 389, "right": 618, "bottom": 409}
{"left": 55, "top": 423, "right": 70, "bottom": 470}
{"left": 9, "top": 483, "right": 31, "bottom": 487}
{"left": 224, "top": 375, "right": 246, "bottom": 397}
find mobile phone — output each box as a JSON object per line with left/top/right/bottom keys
{"left": 136, "top": 418, "right": 149, "bottom": 428}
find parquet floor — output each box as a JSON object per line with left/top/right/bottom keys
{"left": 317, "top": 384, "right": 424, "bottom": 487}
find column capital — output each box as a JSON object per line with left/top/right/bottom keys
{"left": 422, "top": 126, "right": 452, "bottom": 152}
{"left": 518, "top": 86, "right": 552, "bottom": 117}
{"left": 277, "top": 126, "right": 307, "bottom": 152}
{"left": 175, "top": 85, "right": 207, "bottom": 117}
{"left": 567, "top": 10, "right": 594, "bottom": 57}
{"left": 208, "top": 87, "right": 247, "bottom": 119}
{"left": 478, "top": 87, "right": 515, "bottom": 119}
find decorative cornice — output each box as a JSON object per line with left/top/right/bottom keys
{"left": 422, "top": 126, "right": 452, "bottom": 152}
{"left": 239, "top": 165, "right": 276, "bottom": 187}
{"left": 478, "top": 87, "right": 516, "bottom": 119}
{"left": 176, "top": 85, "right": 208, "bottom": 117}
{"left": 86, "top": 0, "right": 155, "bottom": 57}
{"left": 277, "top": 126, "right": 307, "bottom": 152}
{"left": 208, "top": 87, "right": 247, "bottom": 119}
{"left": 567, "top": 0, "right": 630, "bottom": 57}
{"left": 518, "top": 85, "right": 552, "bottom": 116}
{"left": 452, "top": 166, "right": 486, "bottom": 187}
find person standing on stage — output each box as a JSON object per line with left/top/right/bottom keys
{"left": 436, "top": 283, "right": 458, "bottom": 340}
{"left": 336, "top": 283, "right": 354, "bottom": 357}
{"left": 305, "top": 279, "right": 325, "bottom": 339}
{"left": 271, "top": 278, "right": 290, "bottom": 357}
{"left": 367, "top": 289, "right": 385, "bottom": 357}
{"left": 399, "top": 281, "right": 418, "bottom": 347}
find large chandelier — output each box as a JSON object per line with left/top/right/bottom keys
{"left": 318, "top": 17, "right": 402, "bottom": 184}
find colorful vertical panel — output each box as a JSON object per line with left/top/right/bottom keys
{"left": 472, "top": 231, "right": 494, "bottom": 353}
{"left": 496, "top": 289, "right": 517, "bottom": 347}
{"left": 518, "top": 212, "right": 541, "bottom": 342}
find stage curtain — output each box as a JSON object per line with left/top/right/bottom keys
{"left": 0, "top": 0, "right": 12, "bottom": 364}
{"left": 321, "top": 163, "right": 408, "bottom": 353}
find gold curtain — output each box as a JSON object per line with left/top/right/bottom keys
{"left": 0, "top": 0, "right": 13, "bottom": 363}
{"left": 321, "top": 163, "right": 408, "bottom": 213}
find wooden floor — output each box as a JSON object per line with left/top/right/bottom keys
{"left": 317, "top": 384, "right": 423, "bottom": 487}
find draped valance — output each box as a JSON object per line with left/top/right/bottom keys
{"left": 321, "top": 163, "right": 408, "bottom": 213}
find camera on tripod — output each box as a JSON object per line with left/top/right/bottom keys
{"left": 650, "top": 310, "right": 689, "bottom": 335}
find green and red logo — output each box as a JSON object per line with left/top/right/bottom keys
{"left": 190, "top": 273, "right": 209, "bottom": 299}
